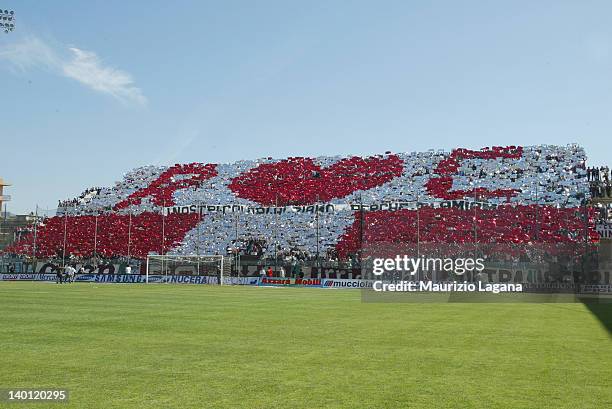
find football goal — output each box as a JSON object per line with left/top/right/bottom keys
{"left": 145, "top": 254, "right": 231, "bottom": 284}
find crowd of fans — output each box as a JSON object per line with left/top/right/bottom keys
{"left": 5, "top": 213, "right": 200, "bottom": 259}
{"left": 588, "top": 166, "right": 612, "bottom": 199}
{"left": 58, "top": 187, "right": 102, "bottom": 210}
{"left": 4, "top": 144, "right": 604, "bottom": 264}
{"left": 12, "top": 225, "right": 37, "bottom": 243}
{"left": 337, "top": 205, "right": 598, "bottom": 260}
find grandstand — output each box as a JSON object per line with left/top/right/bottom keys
{"left": 2, "top": 144, "right": 603, "bottom": 271}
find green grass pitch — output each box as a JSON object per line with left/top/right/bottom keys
{"left": 0, "top": 282, "right": 610, "bottom": 409}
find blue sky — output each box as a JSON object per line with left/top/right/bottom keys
{"left": 1, "top": 0, "right": 611, "bottom": 214}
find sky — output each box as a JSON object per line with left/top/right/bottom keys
{"left": 1, "top": 0, "right": 611, "bottom": 214}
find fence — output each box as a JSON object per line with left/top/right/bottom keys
{"left": 2, "top": 200, "right": 605, "bottom": 276}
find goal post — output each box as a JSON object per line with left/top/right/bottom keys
{"left": 145, "top": 254, "right": 230, "bottom": 284}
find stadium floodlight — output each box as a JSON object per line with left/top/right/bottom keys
{"left": 0, "top": 8, "right": 15, "bottom": 33}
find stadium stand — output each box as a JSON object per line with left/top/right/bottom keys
{"left": 3, "top": 144, "right": 599, "bottom": 262}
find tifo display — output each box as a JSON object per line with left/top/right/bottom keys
{"left": 3, "top": 145, "right": 604, "bottom": 262}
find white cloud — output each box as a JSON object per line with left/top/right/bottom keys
{"left": 63, "top": 47, "right": 147, "bottom": 106}
{"left": 0, "top": 36, "right": 147, "bottom": 106}
{"left": 0, "top": 36, "right": 60, "bottom": 71}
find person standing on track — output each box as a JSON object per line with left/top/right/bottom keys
{"left": 64, "top": 265, "right": 76, "bottom": 283}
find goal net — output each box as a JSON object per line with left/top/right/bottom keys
{"left": 145, "top": 255, "right": 231, "bottom": 285}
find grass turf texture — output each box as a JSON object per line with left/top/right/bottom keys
{"left": 0, "top": 282, "right": 610, "bottom": 409}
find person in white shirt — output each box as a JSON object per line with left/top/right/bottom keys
{"left": 64, "top": 266, "right": 76, "bottom": 283}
